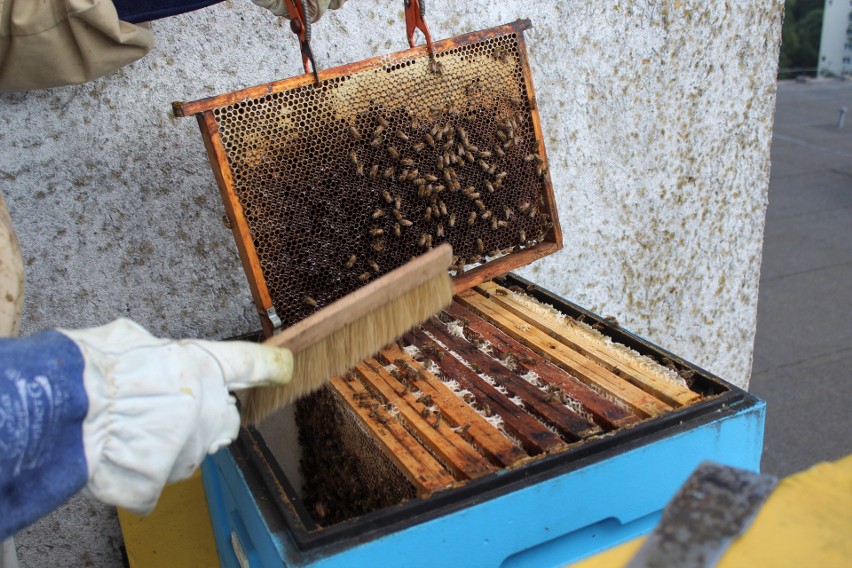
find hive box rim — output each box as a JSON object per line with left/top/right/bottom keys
{"left": 225, "top": 274, "right": 744, "bottom": 559}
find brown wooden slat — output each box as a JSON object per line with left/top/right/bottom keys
{"left": 477, "top": 282, "right": 700, "bottom": 407}
{"left": 379, "top": 344, "right": 529, "bottom": 468}
{"left": 444, "top": 302, "right": 642, "bottom": 430}
{"left": 422, "top": 319, "right": 601, "bottom": 441}
{"left": 353, "top": 359, "right": 496, "bottom": 480}
{"left": 451, "top": 242, "right": 560, "bottom": 295}
{"left": 455, "top": 289, "right": 672, "bottom": 418}
{"left": 405, "top": 328, "right": 568, "bottom": 455}
{"left": 329, "top": 376, "right": 454, "bottom": 497}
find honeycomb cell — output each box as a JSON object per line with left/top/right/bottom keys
{"left": 210, "top": 32, "right": 554, "bottom": 328}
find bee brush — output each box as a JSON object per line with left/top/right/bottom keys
{"left": 240, "top": 244, "right": 454, "bottom": 424}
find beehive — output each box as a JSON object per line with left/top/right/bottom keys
{"left": 176, "top": 19, "right": 731, "bottom": 549}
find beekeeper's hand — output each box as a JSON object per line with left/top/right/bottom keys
{"left": 251, "top": 0, "right": 348, "bottom": 22}
{"left": 61, "top": 319, "right": 292, "bottom": 515}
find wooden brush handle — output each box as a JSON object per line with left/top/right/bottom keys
{"left": 264, "top": 244, "right": 452, "bottom": 353}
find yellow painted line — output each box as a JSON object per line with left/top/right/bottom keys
{"left": 117, "top": 470, "right": 220, "bottom": 567}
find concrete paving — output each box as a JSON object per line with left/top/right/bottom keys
{"left": 749, "top": 79, "right": 852, "bottom": 478}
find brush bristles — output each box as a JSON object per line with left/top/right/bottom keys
{"left": 241, "top": 273, "right": 453, "bottom": 424}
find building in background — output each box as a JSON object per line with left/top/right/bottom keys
{"left": 818, "top": 0, "right": 852, "bottom": 76}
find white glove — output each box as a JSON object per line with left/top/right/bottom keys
{"left": 251, "top": 0, "right": 348, "bottom": 23}
{"left": 60, "top": 319, "right": 292, "bottom": 515}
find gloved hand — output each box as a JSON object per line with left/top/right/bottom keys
{"left": 60, "top": 319, "right": 292, "bottom": 515}
{"left": 251, "top": 0, "right": 348, "bottom": 23}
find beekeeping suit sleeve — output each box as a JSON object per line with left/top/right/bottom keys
{"left": 252, "top": 0, "right": 347, "bottom": 23}
{"left": 0, "top": 317, "right": 293, "bottom": 540}
{"left": 0, "top": 0, "right": 153, "bottom": 92}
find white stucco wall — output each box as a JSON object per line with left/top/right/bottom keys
{"left": 1, "top": 1, "right": 783, "bottom": 565}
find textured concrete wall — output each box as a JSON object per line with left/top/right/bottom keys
{"left": 1, "top": 1, "right": 783, "bottom": 565}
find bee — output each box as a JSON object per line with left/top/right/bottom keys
{"left": 524, "top": 154, "right": 536, "bottom": 163}
{"left": 496, "top": 130, "right": 508, "bottom": 142}
{"left": 434, "top": 184, "right": 445, "bottom": 193}
{"left": 491, "top": 217, "right": 498, "bottom": 230}
{"left": 519, "top": 229, "right": 526, "bottom": 243}
{"left": 424, "top": 207, "right": 432, "bottom": 221}
{"left": 356, "top": 163, "right": 364, "bottom": 176}
{"left": 358, "top": 272, "right": 371, "bottom": 282}
{"left": 392, "top": 209, "right": 404, "bottom": 221}
{"left": 350, "top": 126, "right": 361, "bottom": 141}
{"left": 518, "top": 201, "right": 531, "bottom": 212}
{"left": 529, "top": 205, "right": 538, "bottom": 218}
{"left": 370, "top": 260, "right": 380, "bottom": 272}
{"left": 478, "top": 160, "right": 490, "bottom": 171}
{"left": 488, "top": 163, "right": 497, "bottom": 175}
{"left": 537, "top": 165, "right": 545, "bottom": 178}
{"left": 535, "top": 153, "right": 545, "bottom": 163}
{"left": 451, "top": 180, "right": 461, "bottom": 192}
{"left": 370, "top": 228, "right": 384, "bottom": 236}
{"left": 349, "top": 150, "right": 359, "bottom": 164}
{"left": 304, "top": 295, "right": 318, "bottom": 307}
{"left": 463, "top": 185, "right": 475, "bottom": 195}
{"left": 432, "top": 204, "right": 441, "bottom": 217}
{"left": 425, "top": 133, "right": 435, "bottom": 147}
{"left": 394, "top": 196, "right": 402, "bottom": 210}
{"left": 485, "top": 181, "right": 495, "bottom": 193}
{"left": 449, "top": 213, "right": 457, "bottom": 227}
{"left": 372, "top": 209, "right": 385, "bottom": 219}
{"left": 497, "top": 220, "right": 508, "bottom": 228}
{"left": 413, "top": 177, "right": 427, "bottom": 186}
{"left": 372, "top": 240, "right": 386, "bottom": 252}
{"left": 387, "top": 146, "right": 400, "bottom": 159}
{"left": 419, "top": 233, "right": 429, "bottom": 247}
{"left": 371, "top": 136, "right": 383, "bottom": 147}
{"left": 476, "top": 237, "right": 484, "bottom": 252}
{"left": 443, "top": 169, "right": 453, "bottom": 183}
{"left": 374, "top": 125, "right": 385, "bottom": 137}
{"left": 467, "top": 192, "right": 481, "bottom": 200}
{"left": 394, "top": 223, "right": 401, "bottom": 236}
{"left": 489, "top": 249, "right": 500, "bottom": 257}
{"left": 384, "top": 166, "right": 395, "bottom": 179}
{"left": 396, "top": 130, "right": 409, "bottom": 142}
{"left": 439, "top": 201, "right": 448, "bottom": 216}
{"left": 474, "top": 199, "right": 486, "bottom": 211}
{"left": 400, "top": 157, "right": 415, "bottom": 167}
{"left": 504, "top": 206, "right": 513, "bottom": 219}
{"left": 424, "top": 174, "right": 438, "bottom": 183}
{"left": 495, "top": 145, "right": 505, "bottom": 158}
{"left": 346, "top": 254, "right": 357, "bottom": 269}
{"left": 398, "top": 170, "right": 410, "bottom": 182}
{"left": 371, "top": 164, "right": 381, "bottom": 179}
{"left": 468, "top": 211, "right": 477, "bottom": 225}
{"left": 436, "top": 223, "right": 445, "bottom": 237}
{"left": 495, "top": 172, "right": 508, "bottom": 183}
{"left": 400, "top": 219, "right": 413, "bottom": 227}
{"left": 481, "top": 210, "right": 492, "bottom": 220}
{"left": 409, "top": 168, "right": 419, "bottom": 179}
{"left": 377, "top": 116, "right": 389, "bottom": 128}
{"left": 414, "top": 142, "right": 426, "bottom": 152}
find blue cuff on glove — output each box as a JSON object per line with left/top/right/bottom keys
{"left": 0, "top": 331, "right": 89, "bottom": 540}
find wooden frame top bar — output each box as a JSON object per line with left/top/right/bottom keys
{"left": 173, "top": 20, "right": 532, "bottom": 118}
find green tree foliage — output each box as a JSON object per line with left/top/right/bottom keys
{"left": 779, "top": 0, "right": 824, "bottom": 72}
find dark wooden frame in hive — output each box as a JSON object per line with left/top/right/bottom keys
{"left": 174, "top": 20, "right": 561, "bottom": 336}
